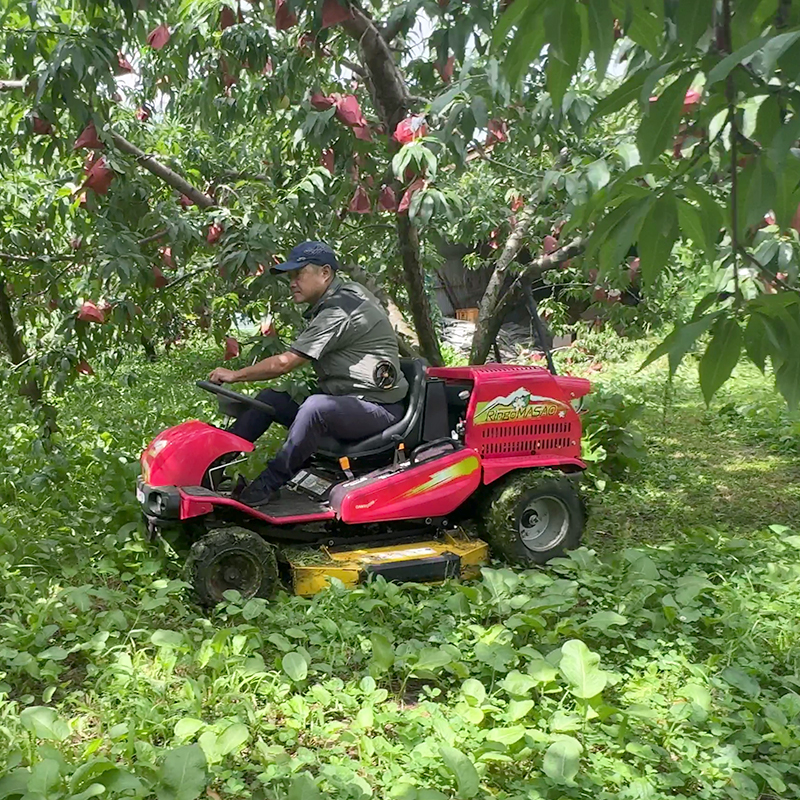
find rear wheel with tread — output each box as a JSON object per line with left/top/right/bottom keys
{"left": 480, "top": 471, "right": 585, "bottom": 564}
{"left": 186, "top": 526, "right": 279, "bottom": 606}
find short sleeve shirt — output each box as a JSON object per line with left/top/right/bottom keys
{"left": 290, "top": 277, "right": 409, "bottom": 404}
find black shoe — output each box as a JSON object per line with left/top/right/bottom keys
{"left": 230, "top": 475, "right": 248, "bottom": 500}
{"left": 238, "top": 479, "right": 280, "bottom": 508}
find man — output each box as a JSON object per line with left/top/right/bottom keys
{"left": 209, "top": 240, "right": 408, "bottom": 507}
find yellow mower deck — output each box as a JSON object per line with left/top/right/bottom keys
{"left": 289, "top": 532, "right": 489, "bottom": 597}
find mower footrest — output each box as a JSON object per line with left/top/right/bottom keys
{"left": 364, "top": 552, "right": 460, "bottom": 584}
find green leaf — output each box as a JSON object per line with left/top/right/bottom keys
{"left": 151, "top": 629, "right": 184, "bottom": 648}
{"left": 776, "top": 356, "right": 800, "bottom": 409}
{"left": 677, "top": 198, "right": 714, "bottom": 259}
{"left": 500, "top": 669, "right": 538, "bottom": 695}
{"left": 503, "top": 1, "right": 550, "bottom": 84}
{"left": 637, "top": 72, "right": 695, "bottom": 165}
{"left": 743, "top": 158, "right": 777, "bottom": 230}
{"left": 677, "top": 0, "right": 714, "bottom": 50}
{"left": 38, "top": 645, "right": 69, "bottom": 661}
{"left": 598, "top": 196, "right": 654, "bottom": 273}
{"left": 558, "top": 639, "right": 607, "bottom": 698}
{"left": 414, "top": 646, "right": 453, "bottom": 672}
{"left": 216, "top": 723, "right": 249, "bottom": 756}
{"left": 590, "top": 69, "right": 648, "bottom": 121}
{"left": 586, "top": 0, "right": 614, "bottom": 82}
{"left": 287, "top": 772, "right": 322, "bottom": 800}
{"left": 19, "top": 706, "right": 70, "bottom": 741}
{"left": 721, "top": 666, "right": 762, "bottom": 697}
{"left": 744, "top": 313, "right": 769, "bottom": 372}
{"left": 772, "top": 154, "right": 800, "bottom": 230}
{"left": 544, "top": 0, "right": 582, "bottom": 110}
{"left": 542, "top": 736, "right": 582, "bottom": 783}
{"left": 699, "top": 316, "right": 743, "bottom": 404}
{"left": 461, "top": 678, "right": 487, "bottom": 705}
{"left": 158, "top": 745, "right": 207, "bottom": 800}
{"left": 370, "top": 633, "right": 395, "bottom": 673}
{"left": 486, "top": 726, "right": 526, "bottom": 746}
{"left": 766, "top": 111, "right": 800, "bottom": 172}
{"left": 174, "top": 718, "right": 205, "bottom": 741}
{"left": 683, "top": 184, "right": 725, "bottom": 258}
{"left": 586, "top": 159, "right": 610, "bottom": 192}
{"left": 282, "top": 652, "right": 308, "bottom": 681}
{"left": 751, "top": 763, "right": 787, "bottom": 794}
{"left": 492, "top": 0, "right": 538, "bottom": 51}
{"left": 584, "top": 610, "right": 629, "bottom": 631}
{"left": 706, "top": 34, "right": 771, "bottom": 86}
{"left": 440, "top": 745, "right": 480, "bottom": 798}
{"left": 627, "top": 3, "right": 662, "bottom": 54}
{"left": 759, "top": 30, "right": 800, "bottom": 74}
{"left": 638, "top": 191, "right": 679, "bottom": 287}
{"left": 431, "top": 84, "right": 462, "bottom": 117}
{"left": 471, "top": 95, "right": 488, "bottom": 131}
{"left": 639, "top": 313, "right": 720, "bottom": 374}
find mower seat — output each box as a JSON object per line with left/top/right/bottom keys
{"left": 316, "top": 358, "right": 427, "bottom": 461}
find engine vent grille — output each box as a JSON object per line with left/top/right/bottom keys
{"left": 477, "top": 420, "right": 575, "bottom": 457}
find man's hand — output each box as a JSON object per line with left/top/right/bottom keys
{"left": 208, "top": 367, "right": 238, "bottom": 384}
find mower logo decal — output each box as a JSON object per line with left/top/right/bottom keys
{"left": 473, "top": 388, "right": 569, "bottom": 425}
{"left": 399, "top": 455, "right": 480, "bottom": 499}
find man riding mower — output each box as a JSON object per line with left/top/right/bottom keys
{"left": 137, "top": 241, "right": 591, "bottom": 605}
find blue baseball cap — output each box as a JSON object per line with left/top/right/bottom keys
{"left": 271, "top": 240, "right": 340, "bottom": 274}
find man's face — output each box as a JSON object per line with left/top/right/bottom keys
{"left": 289, "top": 263, "right": 332, "bottom": 304}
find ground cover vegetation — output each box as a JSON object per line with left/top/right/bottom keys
{"left": 1, "top": 339, "right": 800, "bottom": 799}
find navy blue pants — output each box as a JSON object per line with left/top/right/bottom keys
{"left": 229, "top": 390, "right": 403, "bottom": 490}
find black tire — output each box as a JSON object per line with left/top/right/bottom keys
{"left": 479, "top": 471, "right": 585, "bottom": 565}
{"left": 186, "top": 527, "right": 279, "bottom": 606}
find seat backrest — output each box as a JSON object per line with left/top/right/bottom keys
{"left": 392, "top": 358, "right": 427, "bottom": 448}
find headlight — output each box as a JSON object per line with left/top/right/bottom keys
{"left": 145, "top": 488, "right": 180, "bottom": 518}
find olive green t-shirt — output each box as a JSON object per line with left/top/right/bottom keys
{"left": 289, "top": 277, "right": 409, "bottom": 405}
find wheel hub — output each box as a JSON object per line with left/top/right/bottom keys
{"left": 208, "top": 551, "right": 261, "bottom": 599}
{"left": 518, "top": 495, "right": 569, "bottom": 552}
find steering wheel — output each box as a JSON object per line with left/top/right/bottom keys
{"left": 196, "top": 380, "right": 276, "bottom": 415}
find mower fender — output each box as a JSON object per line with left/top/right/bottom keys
{"left": 141, "top": 420, "right": 253, "bottom": 487}
{"left": 332, "top": 447, "right": 482, "bottom": 524}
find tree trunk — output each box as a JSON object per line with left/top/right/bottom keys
{"left": 471, "top": 238, "right": 587, "bottom": 365}
{"left": 396, "top": 215, "right": 443, "bottom": 364}
{"left": 342, "top": 10, "right": 443, "bottom": 366}
{"left": 470, "top": 205, "right": 537, "bottom": 364}
{"left": 0, "top": 276, "right": 41, "bottom": 403}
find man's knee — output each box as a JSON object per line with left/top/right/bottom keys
{"left": 293, "top": 394, "right": 337, "bottom": 428}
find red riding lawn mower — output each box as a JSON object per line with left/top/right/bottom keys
{"left": 138, "top": 360, "right": 591, "bottom": 605}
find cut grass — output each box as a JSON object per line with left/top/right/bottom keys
{"left": 576, "top": 346, "right": 800, "bottom": 549}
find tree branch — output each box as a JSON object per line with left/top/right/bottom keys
{"left": 470, "top": 205, "right": 538, "bottom": 364}
{"left": 738, "top": 247, "right": 800, "bottom": 293}
{"left": 0, "top": 252, "right": 77, "bottom": 263}
{"left": 723, "top": 0, "right": 741, "bottom": 301}
{"left": 0, "top": 78, "right": 26, "bottom": 91}
{"left": 110, "top": 133, "right": 215, "bottom": 209}
{"left": 339, "top": 57, "right": 366, "bottom": 77}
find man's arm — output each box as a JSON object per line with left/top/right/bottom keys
{"left": 208, "top": 350, "right": 308, "bottom": 384}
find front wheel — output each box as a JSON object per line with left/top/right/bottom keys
{"left": 186, "top": 527, "right": 279, "bottom": 606}
{"left": 480, "top": 471, "right": 585, "bottom": 565}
